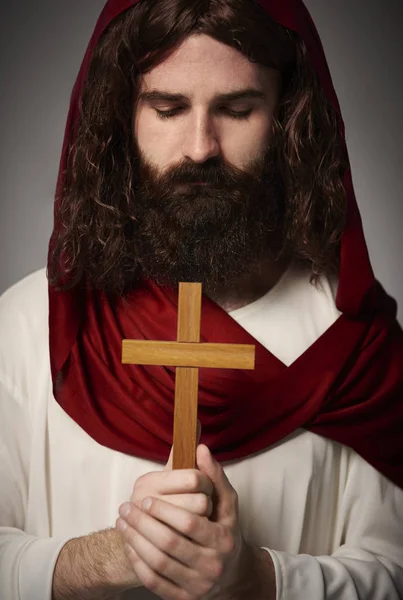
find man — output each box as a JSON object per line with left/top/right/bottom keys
{"left": 0, "top": 0, "right": 402, "bottom": 599}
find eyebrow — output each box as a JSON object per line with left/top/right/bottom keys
{"left": 138, "top": 87, "right": 267, "bottom": 104}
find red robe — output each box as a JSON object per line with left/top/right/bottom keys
{"left": 48, "top": 0, "right": 403, "bottom": 488}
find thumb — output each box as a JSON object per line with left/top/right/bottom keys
{"left": 164, "top": 419, "right": 202, "bottom": 471}
{"left": 196, "top": 444, "right": 237, "bottom": 524}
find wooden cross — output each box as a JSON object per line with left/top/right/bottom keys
{"left": 122, "top": 282, "right": 255, "bottom": 469}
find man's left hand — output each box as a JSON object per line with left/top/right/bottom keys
{"left": 116, "top": 443, "right": 274, "bottom": 600}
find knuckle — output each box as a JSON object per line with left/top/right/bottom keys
{"left": 209, "top": 558, "right": 224, "bottom": 579}
{"left": 182, "top": 515, "right": 197, "bottom": 536}
{"left": 134, "top": 474, "right": 146, "bottom": 488}
{"left": 186, "top": 471, "right": 200, "bottom": 491}
{"left": 196, "top": 493, "right": 209, "bottom": 515}
{"left": 154, "top": 553, "right": 169, "bottom": 573}
{"left": 216, "top": 525, "right": 234, "bottom": 553}
{"left": 125, "top": 544, "right": 139, "bottom": 566}
{"left": 161, "top": 532, "right": 180, "bottom": 553}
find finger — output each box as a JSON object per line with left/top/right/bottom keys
{"left": 131, "top": 554, "right": 195, "bottom": 600}
{"left": 123, "top": 526, "right": 211, "bottom": 598}
{"left": 136, "top": 468, "right": 214, "bottom": 497}
{"left": 196, "top": 444, "right": 238, "bottom": 525}
{"left": 122, "top": 541, "right": 142, "bottom": 569}
{"left": 140, "top": 497, "right": 219, "bottom": 549}
{"left": 152, "top": 493, "right": 213, "bottom": 517}
{"left": 118, "top": 502, "right": 218, "bottom": 571}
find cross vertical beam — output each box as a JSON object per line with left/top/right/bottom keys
{"left": 173, "top": 282, "right": 202, "bottom": 469}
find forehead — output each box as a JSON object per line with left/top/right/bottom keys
{"left": 139, "top": 34, "right": 273, "bottom": 94}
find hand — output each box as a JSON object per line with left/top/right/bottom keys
{"left": 116, "top": 442, "right": 260, "bottom": 600}
{"left": 126, "top": 421, "right": 213, "bottom": 518}
{"left": 115, "top": 422, "right": 215, "bottom": 585}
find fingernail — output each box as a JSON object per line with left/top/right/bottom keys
{"left": 142, "top": 497, "right": 152, "bottom": 511}
{"left": 119, "top": 502, "right": 132, "bottom": 518}
{"left": 116, "top": 518, "right": 127, "bottom": 532}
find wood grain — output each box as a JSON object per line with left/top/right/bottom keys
{"left": 173, "top": 367, "right": 199, "bottom": 469}
{"left": 173, "top": 282, "right": 202, "bottom": 469}
{"left": 177, "top": 282, "right": 202, "bottom": 343}
{"left": 122, "top": 340, "right": 255, "bottom": 370}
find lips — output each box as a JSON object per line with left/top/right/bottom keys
{"left": 176, "top": 181, "right": 210, "bottom": 190}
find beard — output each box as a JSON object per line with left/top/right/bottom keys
{"left": 130, "top": 143, "right": 285, "bottom": 294}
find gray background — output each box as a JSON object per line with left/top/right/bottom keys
{"left": 1, "top": 0, "right": 402, "bottom": 320}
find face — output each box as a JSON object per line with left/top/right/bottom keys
{"left": 134, "top": 33, "right": 280, "bottom": 172}
{"left": 130, "top": 34, "right": 284, "bottom": 292}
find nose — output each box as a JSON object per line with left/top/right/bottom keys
{"left": 182, "top": 113, "right": 220, "bottom": 164}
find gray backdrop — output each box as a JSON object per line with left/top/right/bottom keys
{"left": 1, "top": 1, "right": 402, "bottom": 321}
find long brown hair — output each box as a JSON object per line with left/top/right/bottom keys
{"left": 49, "top": 0, "right": 348, "bottom": 294}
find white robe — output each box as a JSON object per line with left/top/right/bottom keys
{"left": 0, "top": 265, "right": 402, "bottom": 600}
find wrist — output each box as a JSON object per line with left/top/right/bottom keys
{"left": 234, "top": 543, "right": 276, "bottom": 600}
{"left": 52, "top": 528, "right": 140, "bottom": 600}
{"left": 103, "top": 528, "right": 141, "bottom": 589}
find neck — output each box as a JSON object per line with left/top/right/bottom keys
{"left": 205, "top": 255, "right": 291, "bottom": 313}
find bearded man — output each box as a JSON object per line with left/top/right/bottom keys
{"left": 0, "top": 1, "right": 402, "bottom": 599}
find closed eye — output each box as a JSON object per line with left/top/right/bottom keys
{"left": 154, "top": 107, "right": 253, "bottom": 121}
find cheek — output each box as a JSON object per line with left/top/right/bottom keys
{"left": 224, "top": 121, "right": 272, "bottom": 165}
{"left": 252, "top": 116, "right": 274, "bottom": 149}
{"left": 134, "top": 111, "right": 175, "bottom": 165}
{"left": 135, "top": 111, "right": 158, "bottom": 148}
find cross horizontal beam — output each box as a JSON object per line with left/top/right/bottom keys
{"left": 122, "top": 340, "right": 255, "bottom": 370}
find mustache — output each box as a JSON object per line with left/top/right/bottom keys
{"left": 156, "top": 172, "right": 239, "bottom": 194}
{"left": 137, "top": 151, "right": 275, "bottom": 191}
{"left": 167, "top": 162, "right": 240, "bottom": 186}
